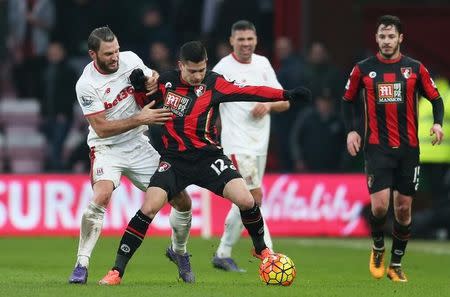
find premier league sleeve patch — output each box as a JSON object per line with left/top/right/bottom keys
{"left": 80, "top": 96, "right": 94, "bottom": 107}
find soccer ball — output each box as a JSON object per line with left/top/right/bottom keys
{"left": 259, "top": 253, "right": 296, "bottom": 286}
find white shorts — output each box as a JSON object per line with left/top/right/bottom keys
{"left": 228, "top": 154, "right": 267, "bottom": 190}
{"left": 90, "top": 135, "right": 160, "bottom": 191}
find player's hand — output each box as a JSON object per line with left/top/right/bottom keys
{"left": 346, "top": 131, "right": 361, "bottom": 156}
{"left": 137, "top": 101, "right": 172, "bottom": 125}
{"left": 251, "top": 103, "right": 271, "bottom": 118}
{"left": 145, "top": 70, "right": 160, "bottom": 96}
{"left": 430, "top": 123, "right": 444, "bottom": 145}
{"left": 129, "top": 68, "right": 147, "bottom": 92}
{"left": 283, "top": 86, "right": 311, "bottom": 101}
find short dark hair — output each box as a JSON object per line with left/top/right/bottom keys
{"left": 87, "top": 26, "right": 116, "bottom": 52}
{"left": 376, "top": 15, "right": 402, "bottom": 34}
{"left": 231, "top": 20, "right": 256, "bottom": 35}
{"left": 179, "top": 41, "right": 207, "bottom": 63}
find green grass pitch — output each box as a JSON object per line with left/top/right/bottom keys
{"left": 1, "top": 237, "right": 449, "bottom": 297}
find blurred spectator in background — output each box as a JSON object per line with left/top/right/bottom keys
{"left": 134, "top": 4, "right": 176, "bottom": 58}
{"left": 52, "top": 0, "right": 97, "bottom": 75}
{"left": 303, "top": 41, "right": 343, "bottom": 109}
{"left": 41, "top": 41, "right": 77, "bottom": 171}
{"left": 212, "top": 0, "right": 270, "bottom": 52}
{"left": 63, "top": 104, "right": 89, "bottom": 173}
{"left": 146, "top": 41, "right": 175, "bottom": 73}
{"left": 172, "top": 0, "right": 203, "bottom": 44}
{"left": 289, "top": 89, "right": 346, "bottom": 172}
{"left": 274, "top": 36, "right": 305, "bottom": 90}
{"left": 7, "top": 0, "right": 55, "bottom": 100}
{"left": 271, "top": 36, "right": 306, "bottom": 171}
{"left": 415, "top": 76, "right": 450, "bottom": 239}
{"left": 209, "top": 40, "right": 232, "bottom": 67}
{"left": 0, "top": 0, "right": 7, "bottom": 96}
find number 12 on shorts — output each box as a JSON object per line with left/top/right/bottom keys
{"left": 210, "top": 159, "right": 229, "bottom": 175}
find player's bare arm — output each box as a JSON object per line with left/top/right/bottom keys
{"left": 86, "top": 101, "right": 172, "bottom": 138}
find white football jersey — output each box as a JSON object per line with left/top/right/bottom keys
{"left": 214, "top": 53, "right": 282, "bottom": 156}
{"left": 76, "top": 51, "right": 153, "bottom": 147}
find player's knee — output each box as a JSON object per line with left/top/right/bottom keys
{"left": 140, "top": 206, "right": 159, "bottom": 219}
{"left": 92, "top": 190, "right": 112, "bottom": 207}
{"left": 371, "top": 204, "right": 388, "bottom": 217}
{"left": 236, "top": 194, "right": 255, "bottom": 210}
{"left": 250, "top": 188, "right": 263, "bottom": 206}
{"left": 170, "top": 191, "right": 192, "bottom": 212}
{"left": 395, "top": 204, "right": 411, "bottom": 222}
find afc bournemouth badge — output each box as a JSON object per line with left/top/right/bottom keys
{"left": 158, "top": 161, "right": 171, "bottom": 172}
{"left": 401, "top": 67, "right": 412, "bottom": 79}
{"left": 194, "top": 84, "right": 206, "bottom": 97}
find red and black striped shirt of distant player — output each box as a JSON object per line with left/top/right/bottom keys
{"left": 342, "top": 52, "right": 443, "bottom": 152}
{"left": 146, "top": 70, "right": 285, "bottom": 160}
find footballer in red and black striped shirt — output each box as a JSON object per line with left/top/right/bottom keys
{"left": 101, "top": 41, "right": 310, "bottom": 283}
{"left": 342, "top": 15, "right": 444, "bottom": 282}
{"left": 152, "top": 66, "right": 286, "bottom": 160}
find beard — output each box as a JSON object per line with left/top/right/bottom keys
{"left": 379, "top": 43, "right": 400, "bottom": 59}
{"left": 96, "top": 58, "right": 119, "bottom": 74}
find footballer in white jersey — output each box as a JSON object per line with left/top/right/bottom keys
{"left": 214, "top": 53, "right": 282, "bottom": 157}
{"left": 70, "top": 27, "right": 193, "bottom": 285}
{"left": 76, "top": 51, "right": 152, "bottom": 148}
{"left": 212, "top": 20, "right": 289, "bottom": 273}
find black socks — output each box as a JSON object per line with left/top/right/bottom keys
{"left": 391, "top": 220, "right": 411, "bottom": 265}
{"left": 369, "top": 212, "right": 387, "bottom": 249}
{"left": 240, "top": 203, "right": 266, "bottom": 254}
{"left": 113, "top": 210, "right": 152, "bottom": 276}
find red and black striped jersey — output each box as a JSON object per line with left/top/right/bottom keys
{"left": 153, "top": 70, "right": 284, "bottom": 160}
{"left": 343, "top": 52, "right": 440, "bottom": 149}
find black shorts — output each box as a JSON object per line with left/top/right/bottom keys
{"left": 148, "top": 152, "right": 242, "bottom": 200}
{"left": 364, "top": 146, "right": 420, "bottom": 195}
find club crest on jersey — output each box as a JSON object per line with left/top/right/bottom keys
{"left": 158, "top": 161, "right": 171, "bottom": 172}
{"left": 80, "top": 96, "right": 94, "bottom": 107}
{"left": 194, "top": 84, "right": 206, "bottom": 97}
{"left": 401, "top": 67, "right": 412, "bottom": 79}
{"left": 376, "top": 82, "right": 403, "bottom": 104}
{"left": 164, "top": 91, "right": 191, "bottom": 116}
{"left": 165, "top": 82, "right": 173, "bottom": 89}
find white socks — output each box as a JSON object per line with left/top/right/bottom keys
{"left": 169, "top": 208, "right": 192, "bottom": 255}
{"left": 76, "top": 201, "right": 106, "bottom": 268}
{"left": 216, "top": 203, "right": 273, "bottom": 258}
